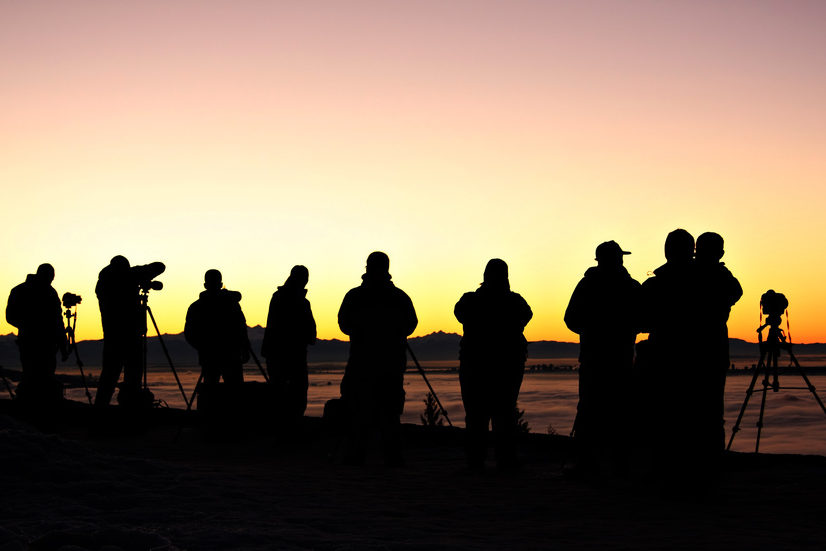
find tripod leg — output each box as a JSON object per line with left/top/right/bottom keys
{"left": 147, "top": 306, "right": 190, "bottom": 409}
{"left": 754, "top": 350, "right": 777, "bottom": 453}
{"left": 247, "top": 345, "right": 270, "bottom": 383}
{"left": 407, "top": 342, "right": 452, "bottom": 427}
{"left": 187, "top": 371, "right": 204, "bottom": 412}
{"left": 789, "top": 350, "right": 826, "bottom": 417}
{"left": 71, "top": 342, "right": 93, "bottom": 404}
{"left": 727, "top": 352, "right": 765, "bottom": 451}
{"left": 67, "top": 315, "right": 93, "bottom": 404}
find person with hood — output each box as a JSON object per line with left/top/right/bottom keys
{"left": 455, "top": 259, "right": 533, "bottom": 471}
{"left": 337, "top": 252, "right": 418, "bottom": 466}
{"left": 695, "top": 232, "right": 742, "bottom": 453}
{"left": 94, "top": 255, "right": 166, "bottom": 406}
{"left": 639, "top": 229, "right": 704, "bottom": 490}
{"left": 5, "top": 263, "right": 69, "bottom": 403}
{"left": 185, "top": 269, "right": 250, "bottom": 386}
{"left": 564, "top": 241, "right": 641, "bottom": 475}
{"left": 262, "top": 265, "right": 317, "bottom": 418}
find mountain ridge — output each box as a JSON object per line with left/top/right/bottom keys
{"left": 2, "top": 330, "right": 824, "bottom": 368}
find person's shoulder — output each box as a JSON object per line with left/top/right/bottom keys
{"left": 186, "top": 297, "right": 203, "bottom": 315}
{"left": 392, "top": 284, "right": 412, "bottom": 298}
{"left": 221, "top": 289, "right": 243, "bottom": 304}
{"left": 9, "top": 280, "right": 26, "bottom": 293}
{"left": 509, "top": 290, "right": 528, "bottom": 302}
{"left": 458, "top": 290, "right": 476, "bottom": 301}
{"left": 341, "top": 286, "right": 363, "bottom": 302}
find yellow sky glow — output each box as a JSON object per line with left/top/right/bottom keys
{"left": 2, "top": 1, "right": 826, "bottom": 344}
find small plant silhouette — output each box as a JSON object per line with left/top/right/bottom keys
{"left": 420, "top": 391, "right": 446, "bottom": 427}
{"left": 515, "top": 404, "right": 530, "bottom": 433}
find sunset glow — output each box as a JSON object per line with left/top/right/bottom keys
{"left": 2, "top": 1, "right": 825, "bottom": 343}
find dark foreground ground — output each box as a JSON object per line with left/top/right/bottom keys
{"left": 1, "top": 400, "right": 826, "bottom": 550}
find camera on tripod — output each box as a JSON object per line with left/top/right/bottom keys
{"left": 761, "top": 290, "right": 788, "bottom": 326}
{"left": 62, "top": 292, "right": 82, "bottom": 309}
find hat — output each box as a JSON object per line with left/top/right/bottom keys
{"left": 595, "top": 241, "right": 631, "bottom": 261}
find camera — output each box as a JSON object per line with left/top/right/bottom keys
{"left": 139, "top": 280, "right": 164, "bottom": 292}
{"left": 761, "top": 290, "right": 788, "bottom": 322}
{"left": 62, "top": 292, "right": 82, "bottom": 309}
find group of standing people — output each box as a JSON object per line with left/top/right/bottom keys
{"left": 565, "top": 229, "right": 741, "bottom": 485}
{"left": 4, "top": 230, "right": 740, "bottom": 479}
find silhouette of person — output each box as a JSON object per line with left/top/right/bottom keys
{"left": 338, "top": 252, "right": 417, "bottom": 466}
{"left": 639, "top": 229, "right": 703, "bottom": 489}
{"left": 94, "top": 255, "right": 165, "bottom": 407}
{"left": 5, "top": 264, "right": 68, "bottom": 404}
{"left": 454, "top": 259, "right": 532, "bottom": 471}
{"left": 564, "top": 241, "right": 640, "bottom": 475}
{"left": 185, "top": 269, "right": 250, "bottom": 386}
{"left": 695, "top": 232, "right": 742, "bottom": 453}
{"left": 262, "top": 265, "right": 317, "bottom": 419}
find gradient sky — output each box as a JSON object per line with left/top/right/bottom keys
{"left": 2, "top": 1, "right": 825, "bottom": 343}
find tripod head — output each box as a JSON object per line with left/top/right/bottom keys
{"left": 139, "top": 280, "right": 163, "bottom": 293}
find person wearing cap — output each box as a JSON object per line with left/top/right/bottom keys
{"left": 455, "top": 259, "right": 533, "bottom": 471}
{"left": 262, "top": 265, "right": 317, "bottom": 420}
{"left": 185, "top": 269, "right": 250, "bottom": 387}
{"left": 564, "top": 241, "right": 640, "bottom": 476}
{"left": 5, "top": 263, "right": 69, "bottom": 404}
{"left": 338, "top": 252, "right": 418, "bottom": 466}
{"left": 94, "top": 255, "right": 166, "bottom": 407}
{"left": 695, "top": 232, "right": 742, "bottom": 454}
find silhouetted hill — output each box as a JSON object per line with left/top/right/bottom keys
{"left": 2, "top": 331, "right": 824, "bottom": 369}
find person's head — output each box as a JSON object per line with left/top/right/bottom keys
{"left": 696, "top": 232, "right": 724, "bottom": 263}
{"left": 483, "top": 258, "right": 509, "bottom": 289}
{"left": 110, "top": 255, "right": 130, "bottom": 272}
{"left": 365, "top": 251, "right": 390, "bottom": 276}
{"left": 285, "top": 265, "right": 309, "bottom": 288}
{"left": 595, "top": 240, "right": 630, "bottom": 267}
{"left": 204, "top": 269, "right": 223, "bottom": 291}
{"left": 664, "top": 229, "right": 695, "bottom": 263}
{"left": 35, "top": 263, "right": 55, "bottom": 283}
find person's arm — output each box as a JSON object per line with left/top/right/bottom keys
{"left": 517, "top": 294, "right": 533, "bottom": 329}
{"left": 726, "top": 269, "right": 744, "bottom": 307}
{"left": 5, "top": 287, "right": 22, "bottom": 328}
{"left": 401, "top": 293, "right": 418, "bottom": 337}
{"left": 262, "top": 293, "right": 278, "bottom": 358}
{"left": 563, "top": 281, "right": 586, "bottom": 335}
{"left": 338, "top": 290, "right": 355, "bottom": 336}
{"left": 184, "top": 302, "right": 200, "bottom": 350}
{"left": 454, "top": 293, "right": 472, "bottom": 325}
{"left": 53, "top": 290, "right": 69, "bottom": 359}
{"left": 238, "top": 304, "right": 250, "bottom": 363}
{"left": 306, "top": 300, "right": 317, "bottom": 345}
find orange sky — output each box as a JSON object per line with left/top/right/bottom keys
{"left": 2, "top": 1, "right": 825, "bottom": 343}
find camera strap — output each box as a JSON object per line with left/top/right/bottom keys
{"left": 786, "top": 308, "right": 793, "bottom": 344}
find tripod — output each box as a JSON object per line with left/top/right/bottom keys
{"left": 64, "top": 306, "right": 93, "bottom": 404}
{"left": 139, "top": 288, "right": 191, "bottom": 409}
{"left": 406, "top": 341, "right": 453, "bottom": 427}
{"left": 727, "top": 322, "right": 826, "bottom": 452}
